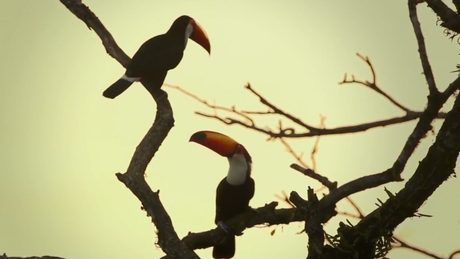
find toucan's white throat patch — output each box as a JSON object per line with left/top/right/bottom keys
{"left": 226, "top": 154, "right": 248, "bottom": 186}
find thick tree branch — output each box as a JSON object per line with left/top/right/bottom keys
{"left": 393, "top": 77, "right": 460, "bottom": 176}
{"left": 60, "top": 0, "right": 130, "bottom": 67}
{"left": 424, "top": 0, "right": 460, "bottom": 33}
{"left": 160, "top": 202, "right": 306, "bottom": 258}
{"left": 297, "top": 189, "right": 326, "bottom": 259}
{"left": 59, "top": 1, "right": 197, "bottom": 258}
{"left": 165, "top": 132, "right": 418, "bottom": 256}
{"left": 282, "top": 121, "right": 451, "bottom": 259}
{"left": 309, "top": 77, "right": 460, "bottom": 255}
{"left": 318, "top": 169, "right": 403, "bottom": 213}
{"left": 355, "top": 91, "right": 460, "bottom": 242}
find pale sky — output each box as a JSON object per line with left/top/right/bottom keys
{"left": 1, "top": 1, "right": 459, "bottom": 259}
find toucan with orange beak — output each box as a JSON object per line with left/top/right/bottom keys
{"left": 103, "top": 15, "right": 211, "bottom": 99}
{"left": 190, "top": 131, "right": 255, "bottom": 259}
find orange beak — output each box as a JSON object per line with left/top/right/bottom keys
{"left": 189, "top": 131, "right": 238, "bottom": 157}
{"left": 189, "top": 20, "right": 211, "bottom": 55}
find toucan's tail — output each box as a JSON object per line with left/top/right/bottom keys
{"left": 103, "top": 79, "right": 134, "bottom": 99}
{"left": 212, "top": 235, "right": 235, "bottom": 259}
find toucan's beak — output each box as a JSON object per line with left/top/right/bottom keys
{"left": 189, "top": 130, "right": 238, "bottom": 157}
{"left": 189, "top": 20, "right": 211, "bottom": 55}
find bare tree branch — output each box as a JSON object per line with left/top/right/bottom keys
{"left": 166, "top": 104, "right": 456, "bottom": 255}
{"left": 60, "top": 0, "right": 130, "bottom": 67}
{"left": 281, "top": 78, "right": 460, "bottom": 258}
{"left": 394, "top": 76, "right": 460, "bottom": 176}
{"left": 167, "top": 79, "right": 449, "bottom": 139}
{"left": 318, "top": 169, "right": 403, "bottom": 212}
{"left": 278, "top": 131, "right": 367, "bottom": 220}
{"left": 291, "top": 164, "right": 337, "bottom": 190}
{"left": 424, "top": 0, "right": 460, "bottom": 34}
{"left": 310, "top": 115, "right": 326, "bottom": 171}
{"left": 340, "top": 53, "right": 412, "bottom": 113}
{"left": 355, "top": 91, "right": 460, "bottom": 242}
{"left": 243, "top": 84, "right": 318, "bottom": 131}
{"left": 290, "top": 189, "right": 326, "bottom": 259}
{"left": 279, "top": 119, "right": 446, "bottom": 259}
{"left": 279, "top": 137, "right": 310, "bottom": 169}
{"left": 196, "top": 109, "right": 448, "bottom": 138}
{"left": 448, "top": 250, "right": 460, "bottom": 259}
{"left": 160, "top": 202, "right": 306, "bottom": 259}
{"left": 393, "top": 236, "right": 444, "bottom": 259}
{"left": 164, "top": 83, "right": 255, "bottom": 124}
{"left": 59, "top": 1, "right": 197, "bottom": 258}
{"left": 281, "top": 116, "right": 335, "bottom": 189}
{"left": 409, "top": 0, "right": 438, "bottom": 94}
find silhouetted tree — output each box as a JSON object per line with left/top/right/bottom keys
{"left": 4, "top": 0, "right": 460, "bottom": 259}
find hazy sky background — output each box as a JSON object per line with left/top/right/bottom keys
{"left": 1, "top": 1, "right": 459, "bottom": 258}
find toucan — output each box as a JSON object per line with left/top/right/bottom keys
{"left": 190, "top": 130, "right": 255, "bottom": 259}
{"left": 103, "top": 15, "right": 211, "bottom": 99}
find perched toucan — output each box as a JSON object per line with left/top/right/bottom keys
{"left": 103, "top": 15, "right": 211, "bottom": 99}
{"left": 190, "top": 130, "right": 255, "bottom": 259}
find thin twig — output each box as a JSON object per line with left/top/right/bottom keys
{"left": 393, "top": 236, "right": 443, "bottom": 259}
{"left": 164, "top": 83, "right": 255, "bottom": 124}
{"left": 340, "top": 53, "right": 412, "bottom": 113}
{"left": 291, "top": 164, "right": 338, "bottom": 190}
{"left": 310, "top": 115, "right": 326, "bottom": 171}
{"left": 195, "top": 109, "right": 447, "bottom": 138}
{"left": 244, "top": 83, "right": 319, "bottom": 132}
{"left": 169, "top": 81, "right": 449, "bottom": 139}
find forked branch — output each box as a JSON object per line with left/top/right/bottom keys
{"left": 60, "top": 0, "right": 196, "bottom": 258}
{"left": 167, "top": 53, "right": 449, "bottom": 140}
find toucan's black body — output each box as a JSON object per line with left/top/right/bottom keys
{"left": 214, "top": 176, "right": 255, "bottom": 259}
{"left": 103, "top": 15, "right": 210, "bottom": 99}
{"left": 189, "top": 130, "right": 255, "bottom": 259}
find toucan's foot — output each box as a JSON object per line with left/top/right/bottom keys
{"left": 217, "top": 221, "right": 230, "bottom": 233}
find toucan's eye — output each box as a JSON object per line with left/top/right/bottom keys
{"left": 235, "top": 145, "right": 244, "bottom": 154}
